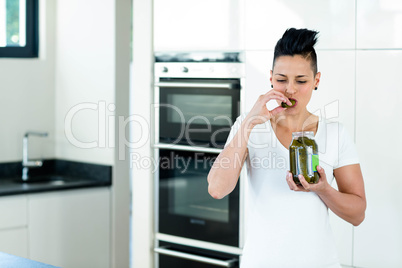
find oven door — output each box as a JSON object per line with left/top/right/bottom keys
{"left": 158, "top": 149, "right": 240, "bottom": 247}
{"left": 156, "top": 241, "right": 239, "bottom": 268}
{"left": 157, "top": 78, "right": 240, "bottom": 148}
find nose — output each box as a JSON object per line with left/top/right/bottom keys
{"left": 285, "top": 81, "right": 297, "bottom": 95}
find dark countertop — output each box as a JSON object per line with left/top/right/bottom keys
{"left": 0, "top": 159, "right": 112, "bottom": 196}
{"left": 0, "top": 252, "right": 59, "bottom": 268}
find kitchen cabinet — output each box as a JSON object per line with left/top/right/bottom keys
{"left": 0, "top": 195, "right": 28, "bottom": 258}
{"left": 244, "top": 0, "right": 355, "bottom": 50}
{"left": 153, "top": 0, "right": 243, "bottom": 51}
{"left": 28, "top": 188, "right": 111, "bottom": 268}
{"left": 353, "top": 51, "right": 402, "bottom": 268}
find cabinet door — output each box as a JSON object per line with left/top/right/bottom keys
{"left": 245, "top": 0, "right": 355, "bottom": 50}
{"left": 0, "top": 195, "right": 28, "bottom": 258}
{"left": 0, "top": 228, "right": 29, "bottom": 258}
{"left": 357, "top": 0, "right": 402, "bottom": 49}
{"left": 354, "top": 51, "right": 402, "bottom": 267}
{"left": 28, "top": 188, "right": 111, "bottom": 268}
{"left": 0, "top": 195, "right": 28, "bottom": 229}
{"left": 154, "top": 0, "right": 243, "bottom": 51}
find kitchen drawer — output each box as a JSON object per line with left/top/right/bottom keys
{"left": 0, "top": 195, "right": 28, "bottom": 229}
{"left": 0, "top": 228, "right": 28, "bottom": 258}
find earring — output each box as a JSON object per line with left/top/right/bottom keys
{"left": 271, "top": 85, "right": 273, "bottom": 88}
{"left": 314, "top": 87, "right": 318, "bottom": 90}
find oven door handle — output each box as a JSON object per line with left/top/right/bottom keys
{"left": 154, "top": 246, "right": 238, "bottom": 267}
{"left": 155, "top": 82, "right": 235, "bottom": 89}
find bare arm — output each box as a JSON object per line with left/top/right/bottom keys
{"left": 287, "top": 164, "right": 366, "bottom": 226}
{"left": 207, "top": 120, "right": 252, "bottom": 199}
{"left": 322, "top": 164, "right": 366, "bottom": 226}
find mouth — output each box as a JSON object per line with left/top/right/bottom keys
{"left": 281, "top": 98, "right": 298, "bottom": 108}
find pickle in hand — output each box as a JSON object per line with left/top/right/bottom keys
{"left": 281, "top": 99, "right": 296, "bottom": 108}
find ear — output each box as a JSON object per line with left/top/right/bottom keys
{"left": 314, "top": 72, "right": 321, "bottom": 88}
{"left": 270, "top": 70, "right": 273, "bottom": 84}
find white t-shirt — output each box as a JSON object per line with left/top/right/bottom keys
{"left": 225, "top": 114, "right": 359, "bottom": 268}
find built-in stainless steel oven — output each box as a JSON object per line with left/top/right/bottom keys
{"left": 157, "top": 78, "right": 240, "bottom": 148}
{"left": 154, "top": 52, "right": 243, "bottom": 149}
{"left": 153, "top": 52, "right": 245, "bottom": 267}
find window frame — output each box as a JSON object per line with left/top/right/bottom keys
{"left": 0, "top": 0, "right": 39, "bottom": 58}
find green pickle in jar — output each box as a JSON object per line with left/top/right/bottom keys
{"left": 289, "top": 131, "right": 319, "bottom": 185}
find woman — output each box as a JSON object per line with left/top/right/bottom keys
{"left": 207, "top": 28, "right": 366, "bottom": 268}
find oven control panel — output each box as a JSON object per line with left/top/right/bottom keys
{"left": 155, "top": 62, "right": 245, "bottom": 78}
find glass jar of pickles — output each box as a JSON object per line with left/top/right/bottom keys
{"left": 289, "top": 131, "right": 319, "bottom": 185}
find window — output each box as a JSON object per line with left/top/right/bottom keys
{"left": 0, "top": 0, "right": 38, "bottom": 58}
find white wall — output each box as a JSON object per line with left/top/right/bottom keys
{"left": 54, "top": 0, "right": 115, "bottom": 165}
{"left": 54, "top": 1, "right": 131, "bottom": 268}
{"left": 0, "top": 0, "right": 56, "bottom": 163}
{"left": 131, "top": 0, "right": 154, "bottom": 267}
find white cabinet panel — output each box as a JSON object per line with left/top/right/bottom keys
{"left": 0, "top": 195, "right": 27, "bottom": 229}
{"left": 29, "top": 188, "right": 111, "bottom": 268}
{"left": 0, "top": 228, "right": 28, "bottom": 258}
{"left": 245, "top": 0, "right": 355, "bottom": 50}
{"left": 357, "top": 0, "right": 402, "bottom": 48}
{"left": 0, "top": 195, "right": 28, "bottom": 258}
{"left": 354, "top": 51, "right": 402, "bottom": 267}
{"left": 154, "top": 0, "right": 243, "bottom": 51}
{"left": 245, "top": 51, "right": 273, "bottom": 112}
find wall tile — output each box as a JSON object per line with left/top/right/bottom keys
{"left": 354, "top": 50, "right": 402, "bottom": 267}
{"left": 154, "top": 0, "right": 244, "bottom": 51}
{"left": 357, "top": 0, "right": 402, "bottom": 48}
{"left": 245, "top": 51, "right": 273, "bottom": 112}
{"left": 245, "top": 0, "right": 356, "bottom": 50}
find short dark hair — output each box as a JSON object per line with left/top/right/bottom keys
{"left": 273, "top": 28, "right": 319, "bottom": 75}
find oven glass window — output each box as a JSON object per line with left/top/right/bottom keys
{"left": 169, "top": 171, "right": 229, "bottom": 223}
{"left": 159, "top": 148, "right": 239, "bottom": 246}
{"left": 161, "top": 150, "right": 229, "bottom": 223}
{"left": 167, "top": 94, "right": 232, "bottom": 127}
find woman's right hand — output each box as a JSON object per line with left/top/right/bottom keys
{"left": 245, "top": 89, "right": 291, "bottom": 128}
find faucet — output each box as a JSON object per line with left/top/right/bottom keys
{"left": 22, "top": 131, "right": 48, "bottom": 181}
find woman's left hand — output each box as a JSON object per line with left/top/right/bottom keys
{"left": 286, "top": 166, "right": 330, "bottom": 194}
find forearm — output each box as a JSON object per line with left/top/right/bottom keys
{"left": 207, "top": 120, "right": 252, "bottom": 199}
{"left": 318, "top": 187, "right": 366, "bottom": 226}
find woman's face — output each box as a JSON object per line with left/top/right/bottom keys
{"left": 270, "top": 55, "right": 320, "bottom": 114}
